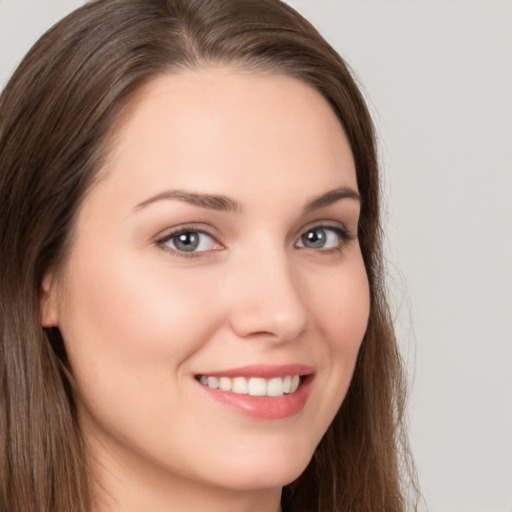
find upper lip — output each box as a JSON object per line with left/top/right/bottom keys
{"left": 196, "top": 364, "right": 314, "bottom": 379}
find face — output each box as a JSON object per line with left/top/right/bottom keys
{"left": 43, "top": 68, "right": 369, "bottom": 506}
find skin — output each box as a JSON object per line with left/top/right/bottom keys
{"left": 42, "top": 68, "right": 370, "bottom": 512}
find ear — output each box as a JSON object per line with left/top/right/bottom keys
{"left": 41, "top": 272, "right": 59, "bottom": 327}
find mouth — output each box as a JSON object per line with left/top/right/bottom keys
{"left": 194, "top": 365, "right": 314, "bottom": 420}
{"left": 197, "top": 374, "right": 302, "bottom": 397}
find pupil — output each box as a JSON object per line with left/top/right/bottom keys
{"left": 304, "top": 229, "right": 325, "bottom": 248}
{"left": 175, "top": 232, "right": 199, "bottom": 251}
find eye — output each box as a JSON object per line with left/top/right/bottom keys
{"left": 159, "top": 229, "right": 221, "bottom": 254}
{"left": 295, "top": 225, "right": 351, "bottom": 251}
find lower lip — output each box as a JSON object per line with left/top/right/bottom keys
{"left": 196, "top": 376, "right": 313, "bottom": 420}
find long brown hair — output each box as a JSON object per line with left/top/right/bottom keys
{"left": 0, "top": 0, "right": 417, "bottom": 510}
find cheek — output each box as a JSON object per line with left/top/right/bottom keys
{"left": 334, "top": 274, "right": 369, "bottom": 353}
{"left": 56, "top": 250, "right": 223, "bottom": 404}
{"left": 63, "top": 259, "right": 209, "bottom": 350}
{"left": 310, "top": 254, "right": 370, "bottom": 409}
{"left": 55, "top": 252, "right": 228, "bottom": 459}
{"left": 315, "top": 256, "right": 370, "bottom": 354}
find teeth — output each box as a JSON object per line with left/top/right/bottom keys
{"left": 218, "top": 377, "right": 232, "bottom": 391}
{"left": 290, "top": 375, "right": 300, "bottom": 393}
{"left": 267, "top": 377, "right": 284, "bottom": 397}
{"left": 198, "top": 375, "right": 303, "bottom": 396}
{"left": 232, "top": 376, "right": 248, "bottom": 394}
{"left": 248, "top": 377, "right": 267, "bottom": 396}
{"left": 283, "top": 375, "right": 291, "bottom": 393}
{"left": 207, "top": 376, "right": 219, "bottom": 389}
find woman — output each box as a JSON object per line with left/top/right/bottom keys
{"left": 0, "top": 0, "right": 417, "bottom": 511}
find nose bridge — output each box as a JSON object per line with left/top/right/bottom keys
{"left": 227, "top": 242, "right": 308, "bottom": 342}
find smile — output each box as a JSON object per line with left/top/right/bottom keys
{"left": 198, "top": 375, "right": 301, "bottom": 397}
{"left": 195, "top": 365, "right": 314, "bottom": 419}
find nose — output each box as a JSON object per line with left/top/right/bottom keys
{"left": 226, "top": 250, "right": 309, "bottom": 343}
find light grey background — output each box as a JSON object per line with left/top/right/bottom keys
{"left": 1, "top": 1, "right": 511, "bottom": 511}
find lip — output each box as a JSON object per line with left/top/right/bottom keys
{"left": 197, "top": 363, "right": 314, "bottom": 379}
{"left": 195, "top": 364, "right": 314, "bottom": 420}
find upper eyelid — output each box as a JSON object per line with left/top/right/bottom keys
{"left": 156, "top": 227, "right": 223, "bottom": 258}
{"left": 296, "top": 220, "right": 351, "bottom": 238}
{"left": 156, "top": 220, "right": 347, "bottom": 235}
{"left": 295, "top": 224, "right": 352, "bottom": 244}
{"left": 154, "top": 219, "right": 355, "bottom": 249}
{"left": 155, "top": 223, "right": 220, "bottom": 243}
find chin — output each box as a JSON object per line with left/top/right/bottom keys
{"left": 201, "top": 438, "right": 316, "bottom": 492}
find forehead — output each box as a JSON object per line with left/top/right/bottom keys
{"left": 97, "top": 67, "right": 357, "bottom": 205}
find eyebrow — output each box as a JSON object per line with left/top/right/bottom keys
{"left": 133, "top": 186, "right": 360, "bottom": 213}
{"left": 303, "top": 186, "right": 361, "bottom": 212}
{"left": 134, "top": 190, "right": 240, "bottom": 213}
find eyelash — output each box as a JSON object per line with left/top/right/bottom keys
{"left": 156, "top": 224, "right": 220, "bottom": 259}
{"left": 156, "top": 223, "right": 356, "bottom": 260}
{"left": 296, "top": 224, "right": 356, "bottom": 252}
